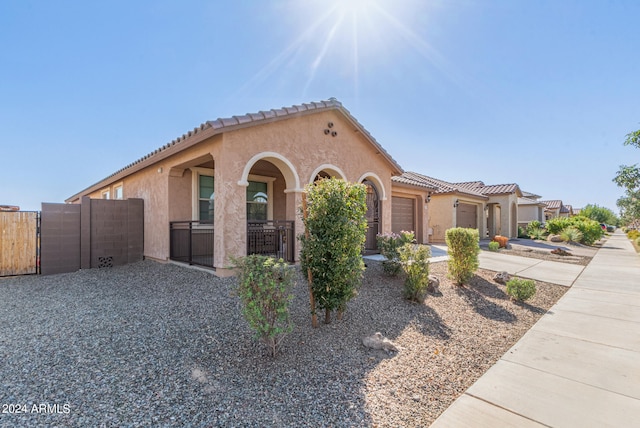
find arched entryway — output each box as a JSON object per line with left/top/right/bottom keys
{"left": 362, "top": 180, "right": 380, "bottom": 253}
{"left": 239, "top": 153, "right": 301, "bottom": 262}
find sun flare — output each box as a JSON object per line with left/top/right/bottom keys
{"left": 235, "top": 0, "right": 448, "bottom": 99}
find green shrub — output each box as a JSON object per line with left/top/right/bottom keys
{"left": 445, "top": 227, "right": 480, "bottom": 285}
{"left": 528, "top": 227, "right": 547, "bottom": 240}
{"left": 233, "top": 255, "right": 295, "bottom": 357}
{"left": 525, "top": 220, "right": 546, "bottom": 240}
{"left": 571, "top": 217, "right": 604, "bottom": 245}
{"left": 299, "top": 178, "right": 368, "bottom": 324}
{"left": 526, "top": 220, "right": 542, "bottom": 234}
{"left": 546, "top": 217, "right": 572, "bottom": 235}
{"left": 376, "top": 231, "right": 415, "bottom": 276}
{"left": 488, "top": 241, "right": 500, "bottom": 251}
{"left": 547, "top": 216, "right": 604, "bottom": 245}
{"left": 517, "top": 226, "right": 528, "bottom": 239}
{"left": 398, "top": 243, "right": 430, "bottom": 302}
{"left": 635, "top": 236, "right": 640, "bottom": 247}
{"left": 560, "top": 226, "right": 583, "bottom": 243}
{"left": 506, "top": 278, "right": 536, "bottom": 302}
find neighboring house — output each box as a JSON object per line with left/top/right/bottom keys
{"left": 67, "top": 98, "right": 436, "bottom": 276}
{"left": 454, "top": 181, "right": 523, "bottom": 239}
{"left": 518, "top": 191, "right": 547, "bottom": 228}
{"left": 392, "top": 172, "right": 488, "bottom": 243}
{"left": 540, "top": 200, "right": 572, "bottom": 220}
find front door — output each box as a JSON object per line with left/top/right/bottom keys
{"left": 363, "top": 180, "right": 379, "bottom": 252}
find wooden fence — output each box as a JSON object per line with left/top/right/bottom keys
{"left": 0, "top": 211, "right": 39, "bottom": 276}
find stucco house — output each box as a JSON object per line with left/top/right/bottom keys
{"left": 517, "top": 191, "right": 547, "bottom": 228}
{"left": 540, "top": 200, "right": 572, "bottom": 220}
{"left": 453, "top": 181, "right": 523, "bottom": 239}
{"left": 66, "top": 99, "right": 433, "bottom": 276}
{"left": 392, "top": 172, "right": 489, "bottom": 243}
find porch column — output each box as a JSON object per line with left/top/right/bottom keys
{"left": 213, "top": 166, "right": 247, "bottom": 275}
{"left": 286, "top": 189, "right": 304, "bottom": 262}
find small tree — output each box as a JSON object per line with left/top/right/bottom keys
{"left": 445, "top": 227, "right": 480, "bottom": 285}
{"left": 299, "top": 178, "right": 368, "bottom": 325}
{"left": 233, "top": 255, "right": 295, "bottom": 357}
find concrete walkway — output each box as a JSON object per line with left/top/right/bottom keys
{"left": 430, "top": 231, "right": 640, "bottom": 428}
{"left": 478, "top": 251, "right": 585, "bottom": 287}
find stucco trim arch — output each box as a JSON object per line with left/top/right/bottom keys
{"left": 357, "top": 172, "right": 387, "bottom": 200}
{"left": 238, "top": 151, "right": 302, "bottom": 192}
{"left": 308, "top": 164, "right": 347, "bottom": 184}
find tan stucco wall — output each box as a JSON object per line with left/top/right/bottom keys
{"left": 518, "top": 204, "right": 544, "bottom": 227}
{"left": 485, "top": 194, "right": 519, "bottom": 238}
{"left": 428, "top": 194, "right": 486, "bottom": 243}
{"left": 214, "top": 110, "right": 396, "bottom": 270}
{"left": 74, "top": 111, "right": 400, "bottom": 273}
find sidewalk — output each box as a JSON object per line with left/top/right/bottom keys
{"left": 430, "top": 231, "right": 640, "bottom": 427}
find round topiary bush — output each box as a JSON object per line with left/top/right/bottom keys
{"left": 506, "top": 277, "right": 536, "bottom": 302}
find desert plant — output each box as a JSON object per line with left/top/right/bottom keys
{"left": 570, "top": 217, "right": 604, "bottom": 245}
{"left": 546, "top": 217, "right": 572, "bottom": 235}
{"left": 299, "top": 178, "right": 368, "bottom": 325}
{"left": 528, "top": 227, "right": 547, "bottom": 240}
{"left": 492, "top": 235, "right": 509, "bottom": 248}
{"left": 488, "top": 241, "right": 500, "bottom": 251}
{"left": 376, "top": 231, "right": 415, "bottom": 276}
{"left": 635, "top": 236, "right": 640, "bottom": 248}
{"left": 560, "top": 226, "right": 583, "bottom": 243}
{"left": 445, "top": 227, "right": 480, "bottom": 285}
{"left": 233, "top": 255, "right": 295, "bottom": 357}
{"left": 506, "top": 277, "right": 536, "bottom": 302}
{"left": 517, "top": 226, "right": 529, "bottom": 239}
{"left": 628, "top": 229, "right": 640, "bottom": 240}
{"left": 526, "top": 220, "right": 542, "bottom": 234}
{"left": 547, "top": 216, "right": 604, "bottom": 245}
{"left": 398, "top": 243, "right": 431, "bottom": 302}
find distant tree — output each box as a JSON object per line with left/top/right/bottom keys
{"left": 580, "top": 204, "right": 619, "bottom": 226}
{"left": 613, "top": 129, "right": 640, "bottom": 224}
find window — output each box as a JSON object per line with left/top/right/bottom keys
{"left": 114, "top": 184, "right": 123, "bottom": 200}
{"left": 199, "top": 175, "right": 214, "bottom": 223}
{"left": 247, "top": 181, "right": 268, "bottom": 221}
{"left": 101, "top": 189, "right": 110, "bottom": 199}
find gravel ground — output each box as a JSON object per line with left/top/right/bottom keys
{"left": 0, "top": 259, "right": 567, "bottom": 427}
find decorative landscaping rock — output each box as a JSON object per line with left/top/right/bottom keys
{"left": 362, "top": 332, "right": 399, "bottom": 353}
{"left": 427, "top": 275, "right": 440, "bottom": 294}
{"left": 548, "top": 234, "right": 563, "bottom": 242}
{"left": 551, "top": 248, "right": 572, "bottom": 256}
{"left": 493, "top": 271, "right": 510, "bottom": 285}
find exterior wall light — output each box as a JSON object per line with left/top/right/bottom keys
{"left": 453, "top": 199, "right": 459, "bottom": 208}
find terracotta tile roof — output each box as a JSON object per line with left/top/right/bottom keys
{"left": 454, "top": 181, "right": 523, "bottom": 197}
{"left": 393, "top": 172, "right": 488, "bottom": 199}
{"left": 540, "top": 200, "right": 563, "bottom": 210}
{"left": 454, "top": 181, "right": 485, "bottom": 189}
{"left": 67, "top": 98, "right": 403, "bottom": 202}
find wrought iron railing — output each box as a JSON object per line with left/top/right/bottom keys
{"left": 247, "top": 220, "right": 295, "bottom": 263}
{"left": 169, "top": 221, "right": 214, "bottom": 268}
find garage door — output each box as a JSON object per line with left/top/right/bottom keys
{"left": 392, "top": 197, "right": 415, "bottom": 234}
{"left": 456, "top": 203, "right": 477, "bottom": 229}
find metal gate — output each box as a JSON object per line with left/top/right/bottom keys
{"left": 0, "top": 211, "right": 40, "bottom": 276}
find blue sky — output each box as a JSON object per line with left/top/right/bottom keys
{"left": 1, "top": 0, "right": 638, "bottom": 213}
